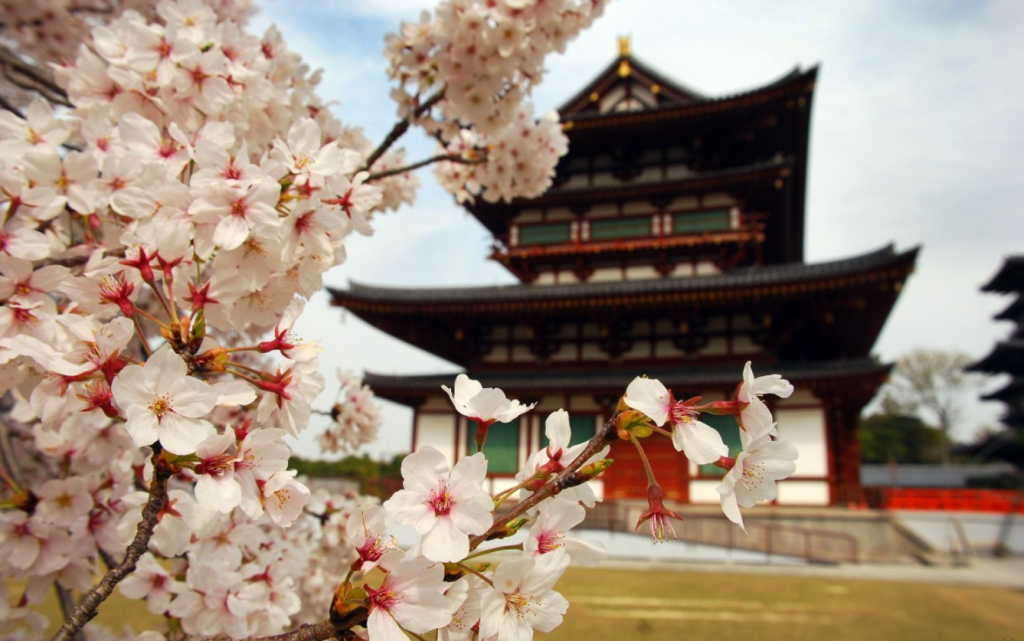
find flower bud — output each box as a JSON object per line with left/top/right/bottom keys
{"left": 577, "top": 458, "right": 613, "bottom": 480}
{"left": 615, "top": 409, "right": 653, "bottom": 440}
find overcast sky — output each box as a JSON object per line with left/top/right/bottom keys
{"left": 249, "top": 1, "right": 1024, "bottom": 459}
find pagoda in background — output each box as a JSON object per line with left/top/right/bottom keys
{"left": 330, "top": 41, "right": 918, "bottom": 507}
{"left": 969, "top": 258, "right": 1024, "bottom": 464}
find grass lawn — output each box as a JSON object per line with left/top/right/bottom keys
{"left": 552, "top": 566, "right": 1024, "bottom": 641}
{"left": 10, "top": 566, "right": 1024, "bottom": 640}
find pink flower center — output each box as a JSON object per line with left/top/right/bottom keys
{"left": 148, "top": 394, "right": 173, "bottom": 419}
{"left": 231, "top": 198, "right": 248, "bottom": 217}
{"left": 430, "top": 484, "right": 453, "bottom": 516}
{"left": 667, "top": 402, "right": 695, "bottom": 426}
{"left": 536, "top": 530, "right": 563, "bottom": 554}
{"left": 196, "top": 453, "right": 235, "bottom": 477}
{"left": 366, "top": 584, "right": 401, "bottom": 611}
{"left": 358, "top": 536, "right": 385, "bottom": 563}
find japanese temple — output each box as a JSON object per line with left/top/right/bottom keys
{"left": 330, "top": 41, "right": 918, "bottom": 507}
{"left": 970, "top": 258, "right": 1024, "bottom": 431}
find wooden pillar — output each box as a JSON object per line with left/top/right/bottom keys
{"left": 832, "top": 402, "right": 865, "bottom": 506}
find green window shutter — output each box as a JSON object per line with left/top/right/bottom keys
{"left": 518, "top": 223, "right": 571, "bottom": 245}
{"left": 672, "top": 208, "right": 731, "bottom": 234}
{"left": 468, "top": 419, "right": 520, "bottom": 474}
{"left": 698, "top": 414, "right": 743, "bottom": 477}
{"left": 589, "top": 216, "right": 651, "bottom": 240}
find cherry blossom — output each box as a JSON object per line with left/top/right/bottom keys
{"left": 366, "top": 555, "right": 454, "bottom": 641}
{"left": 717, "top": 435, "right": 799, "bottom": 531}
{"left": 734, "top": 361, "right": 795, "bottom": 446}
{"left": 443, "top": 374, "right": 535, "bottom": 451}
{"left": 624, "top": 376, "right": 728, "bottom": 465}
{"left": 261, "top": 470, "right": 311, "bottom": 527}
{"left": 111, "top": 345, "right": 218, "bottom": 454}
{"left": 118, "top": 552, "right": 182, "bottom": 614}
{"left": 383, "top": 446, "right": 493, "bottom": 562}
{"left": 525, "top": 498, "right": 606, "bottom": 566}
{"left": 478, "top": 550, "right": 571, "bottom": 641}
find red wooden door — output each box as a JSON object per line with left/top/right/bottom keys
{"left": 603, "top": 436, "right": 689, "bottom": 501}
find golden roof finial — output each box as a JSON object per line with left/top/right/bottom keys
{"left": 618, "top": 36, "right": 631, "bottom": 57}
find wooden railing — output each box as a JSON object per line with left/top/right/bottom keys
{"left": 581, "top": 501, "right": 859, "bottom": 564}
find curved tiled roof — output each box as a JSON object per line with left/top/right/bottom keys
{"left": 363, "top": 357, "right": 890, "bottom": 403}
{"left": 561, "top": 62, "right": 817, "bottom": 131}
{"left": 329, "top": 244, "right": 918, "bottom": 310}
{"left": 981, "top": 256, "right": 1024, "bottom": 293}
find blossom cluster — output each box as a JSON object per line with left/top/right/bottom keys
{"left": 326, "top": 364, "right": 795, "bottom": 641}
{"left": 384, "top": 0, "right": 608, "bottom": 203}
{"left": 0, "top": 0, "right": 416, "bottom": 636}
{"left": 622, "top": 362, "right": 799, "bottom": 532}
{"left": 317, "top": 370, "right": 384, "bottom": 454}
{"left": 0, "top": 0, "right": 255, "bottom": 110}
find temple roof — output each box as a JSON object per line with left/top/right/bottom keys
{"left": 557, "top": 59, "right": 816, "bottom": 133}
{"left": 557, "top": 52, "right": 706, "bottom": 117}
{"left": 329, "top": 244, "right": 916, "bottom": 311}
{"left": 981, "top": 256, "right": 1024, "bottom": 294}
{"left": 969, "top": 339, "right": 1024, "bottom": 376}
{"left": 363, "top": 357, "right": 891, "bottom": 407}
{"left": 995, "top": 294, "right": 1024, "bottom": 324}
{"left": 982, "top": 379, "right": 1024, "bottom": 402}
{"left": 330, "top": 245, "right": 917, "bottom": 367}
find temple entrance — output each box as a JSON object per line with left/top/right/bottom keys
{"left": 603, "top": 436, "right": 690, "bottom": 501}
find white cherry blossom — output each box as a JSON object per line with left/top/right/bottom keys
{"left": 525, "top": 498, "right": 606, "bottom": 567}
{"left": 479, "top": 550, "right": 570, "bottom": 641}
{"left": 111, "top": 345, "right": 217, "bottom": 454}
{"left": 624, "top": 376, "right": 728, "bottom": 465}
{"left": 442, "top": 374, "right": 535, "bottom": 427}
{"left": 736, "top": 361, "right": 795, "bottom": 446}
{"left": 383, "top": 446, "right": 493, "bottom": 562}
{"left": 366, "top": 555, "right": 454, "bottom": 641}
{"left": 717, "top": 435, "right": 799, "bottom": 532}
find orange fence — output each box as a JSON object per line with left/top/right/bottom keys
{"left": 864, "top": 487, "right": 1024, "bottom": 513}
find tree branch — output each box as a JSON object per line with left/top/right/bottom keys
{"left": 0, "top": 44, "right": 73, "bottom": 108}
{"left": 50, "top": 451, "right": 174, "bottom": 641}
{"left": 241, "top": 606, "right": 367, "bottom": 641}
{"left": 364, "top": 153, "right": 481, "bottom": 182}
{"left": 469, "top": 415, "right": 619, "bottom": 550}
{"left": 361, "top": 90, "right": 445, "bottom": 172}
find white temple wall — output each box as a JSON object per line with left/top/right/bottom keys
{"left": 415, "top": 413, "right": 456, "bottom": 463}
{"left": 776, "top": 481, "right": 830, "bottom": 505}
{"left": 775, "top": 408, "right": 828, "bottom": 478}
{"left": 625, "top": 265, "right": 659, "bottom": 280}
{"left": 689, "top": 480, "right": 720, "bottom": 504}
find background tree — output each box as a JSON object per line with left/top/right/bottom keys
{"left": 883, "top": 349, "right": 980, "bottom": 465}
{"left": 858, "top": 409, "right": 945, "bottom": 465}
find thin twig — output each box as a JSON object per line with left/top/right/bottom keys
{"left": 0, "top": 91, "right": 24, "bottom": 117}
{"left": 241, "top": 607, "right": 367, "bottom": 641}
{"left": 364, "top": 153, "right": 481, "bottom": 182}
{"left": 469, "top": 415, "right": 619, "bottom": 550}
{"left": 361, "top": 90, "right": 446, "bottom": 172}
{"left": 50, "top": 451, "right": 174, "bottom": 641}
{"left": 0, "top": 414, "right": 26, "bottom": 492}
